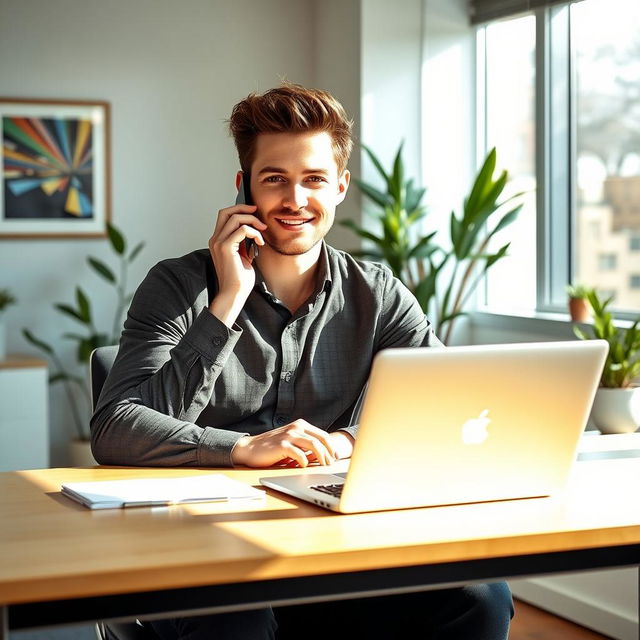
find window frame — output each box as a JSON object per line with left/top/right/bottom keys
{"left": 475, "top": 1, "right": 640, "bottom": 322}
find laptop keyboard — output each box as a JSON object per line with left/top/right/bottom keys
{"left": 310, "top": 483, "right": 344, "bottom": 498}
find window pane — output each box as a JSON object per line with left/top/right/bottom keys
{"left": 483, "top": 15, "right": 537, "bottom": 311}
{"left": 573, "top": 0, "right": 640, "bottom": 312}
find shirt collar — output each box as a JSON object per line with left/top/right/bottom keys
{"left": 253, "top": 241, "right": 333, "bottom": 298}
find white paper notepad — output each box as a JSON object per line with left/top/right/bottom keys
{"left": 61, "top": 474, "right": 265, "bottom": 509}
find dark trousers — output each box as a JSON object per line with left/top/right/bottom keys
{"left": 148, "top": 582, "right": 514, "bottom": 640}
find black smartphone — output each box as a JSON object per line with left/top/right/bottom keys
{"left": 235, "top": 173, "right": 259, "bottom": 260}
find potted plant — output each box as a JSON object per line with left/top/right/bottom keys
{"left": 0, "top": 289, "right": 17, "bottom": 360}
{"left": 341, "top": 144, "right": 524, "bottom": 344}
{"left": 566, "top": 283, "right": 592, "bottom": 323}
{"left": 573, "top": 289, "right": 640, "bottom": 433}
{"left": 22, "top": 223, "right": 144, "bottom": 464}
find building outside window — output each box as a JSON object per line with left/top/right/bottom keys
{"left": 597, "top": 253, "right": 617, "bottom": 271}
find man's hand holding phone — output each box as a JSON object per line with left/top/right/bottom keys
{"left": 208, "top": 176, "right": 266, "bottom": 327}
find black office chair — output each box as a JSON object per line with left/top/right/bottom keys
{"left": 90, "top": 346, "right": 160, "bottom": 640}
{"left": 90, "top": 345, "right": 119, "bottom": 410}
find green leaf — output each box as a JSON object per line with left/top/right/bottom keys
{"left": 87, "top": 257, "right": 116, "bottom": 283}
{"left": 339, "top": 219, "right": 384, "bottom": 245}
{"left": 414, "top": 268, "right": 439, "bottom": 313}
{"left": 361, "top": 143, "right": 392, "bottom": 192}
{"left": 22, "top": 329, "right": 54, "bottom": 354}
{"left": 485, "top": 242, "right": 510, "bottom": 269}
{"left": 389, "top": 142, "right": 405, "bottom": 203}
{"left": 55, "top": 303, "right": 87, "bottom": 325}
{"left": 457, "top": 172, "right": 509, "bottom": 258}
{"left": 75, "top": 287, "right": 92, "bottom": 324}
{"left": 572, "top": 326, "right": 591, "bottom": 341}
{"left": 107, "top": 222, "right": 126, "bottom": 255}
{"left": 489, "top": 204, "right": 523, "bottom": 237}
{"left": 476, "top": 170, "right": 507, "bottom": 215}
{"left": 128, "top": 241, "right": 145, "bottom": 263}
{"left": 63, "top": 332, "right": 87, "bottom": 342}
{"left": 439, "top": 310, "right": 467, "bottom": 326}
{"left": 406, "top": 207, "right": 427, "bottom": 226}
{"left": 76, "top": 333, "right": 109, "bottom": 364}
{"left": 354, "top": 178, "right": 391, "bottom": 209}
{"left": 407, "top": 232, "right": 438, "bottom": 259}
{"left": 465, "top": 148, "right": 497, "bottom": 222}
{"left": 450, "top": 212, "right": 463, "bottom": 256}
{"left": 406, "top": 180, "right": 426, "bottom": 214}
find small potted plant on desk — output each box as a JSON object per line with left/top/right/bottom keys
{"left": 566, "top": 283, "right": 592, "bottom": 323}
{"left": 573, "top": 289, "right": 640, "bottom": 433}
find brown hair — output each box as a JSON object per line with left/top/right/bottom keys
{"left": 228, "top": 83, "right": 353, "bottom": 174}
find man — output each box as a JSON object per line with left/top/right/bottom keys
{"left": 91, "top": 83, "right": 513, "bottom": 639}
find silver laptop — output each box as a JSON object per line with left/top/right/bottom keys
{"left": 260, "top": 340, "right": 608, "bottom": 513}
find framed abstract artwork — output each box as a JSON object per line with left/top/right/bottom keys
{"left": 0, "top": 98, "right": 110, "bottom": 238}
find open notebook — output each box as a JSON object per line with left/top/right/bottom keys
{"left": 62, "top": 474, "right": 264, "bottom": 509}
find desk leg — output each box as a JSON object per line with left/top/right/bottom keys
{"left": 1, "top": 605, "right": 7, "bottom": 640}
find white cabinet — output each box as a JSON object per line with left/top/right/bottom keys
{"left": 0, "top": 355, "right": 48, "bottom": 471}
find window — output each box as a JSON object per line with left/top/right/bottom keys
{"left": 573, "top": 0, "right": 640, "bottom": 312}
{"left": 480, "top": 15, "right": 537, "bottom": 311}
{"left": 476, "top": 0, "right": 640, "bottom": 316}
{"left": 598, "top": 253, "right": 617, "bottom": 271}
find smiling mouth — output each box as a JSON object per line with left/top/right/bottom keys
{"left": 276, "top": 218, "right": 313, "bottom": 227}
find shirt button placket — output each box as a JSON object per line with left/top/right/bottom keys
{"left": 275, "top": 322, "right": 296, "bottom": 429}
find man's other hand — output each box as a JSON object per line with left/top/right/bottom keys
{"left": 231, "top": 419, "right": 351, "bottom": 468}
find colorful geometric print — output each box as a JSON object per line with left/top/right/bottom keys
{"left": 3, "top": 116, "right": 94, "bottom": 218}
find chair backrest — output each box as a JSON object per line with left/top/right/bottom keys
{"left": 90, "top": 345, "right": 119, "bottom": 411}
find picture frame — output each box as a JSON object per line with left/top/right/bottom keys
{"left": 0, "top": 98, "right": 111, "bottom": 238}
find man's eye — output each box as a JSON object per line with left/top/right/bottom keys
{"left": 264, "top": 176, "right": 285, "bottom": 183}
{"left": 307, "top": 176, "right": 327, "bottom": 183}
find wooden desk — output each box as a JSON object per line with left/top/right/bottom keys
{"left": 0, "top": 440, "right": 638, "bottom": 638}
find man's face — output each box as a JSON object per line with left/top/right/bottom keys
{"left": 246, "top": 131, "right": 350, "bottom": 257}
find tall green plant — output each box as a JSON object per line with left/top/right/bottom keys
{"left": 342, "top": 144, "right": 524, "bottom": 344}
{"left": 23, "top": 223, "right": 144, "bottom": 439}
{"left": 341, "top": 143, "right": 437, "bottom": 286}
{"left": 573, "top": 289, "right": 640, "bottom": 388}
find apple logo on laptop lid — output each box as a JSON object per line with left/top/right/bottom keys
{"left": 462, "top": 409, "right": 491, "bottom": 445}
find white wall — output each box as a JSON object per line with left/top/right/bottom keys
{"left": 361, "top": 0, "right": 423, "bottom": 178}
{"left": 0, "top": 0, "right": 315, "bottom": 465}
{"left": 421, "top": 0, "right": 476, "bottom": 232}
{"left": 313, "top": 0, "right": 362, "bottom": 251}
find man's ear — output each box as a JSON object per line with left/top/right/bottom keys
{"left": 336, "top": 170, "right": 351, "bottom": 205}
{"left": 235, "top": 171, "right": 244, "bottom": 191}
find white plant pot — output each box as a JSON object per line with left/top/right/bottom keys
{"left": 590, "top": 387, "right": 640, "bottom": 434}
{"left": 68, "top": 439, "right": 97, "bottom": 467}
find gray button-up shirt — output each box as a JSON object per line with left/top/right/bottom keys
{"left": 90, "top": 243, "right": 440, "bottom": 467}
